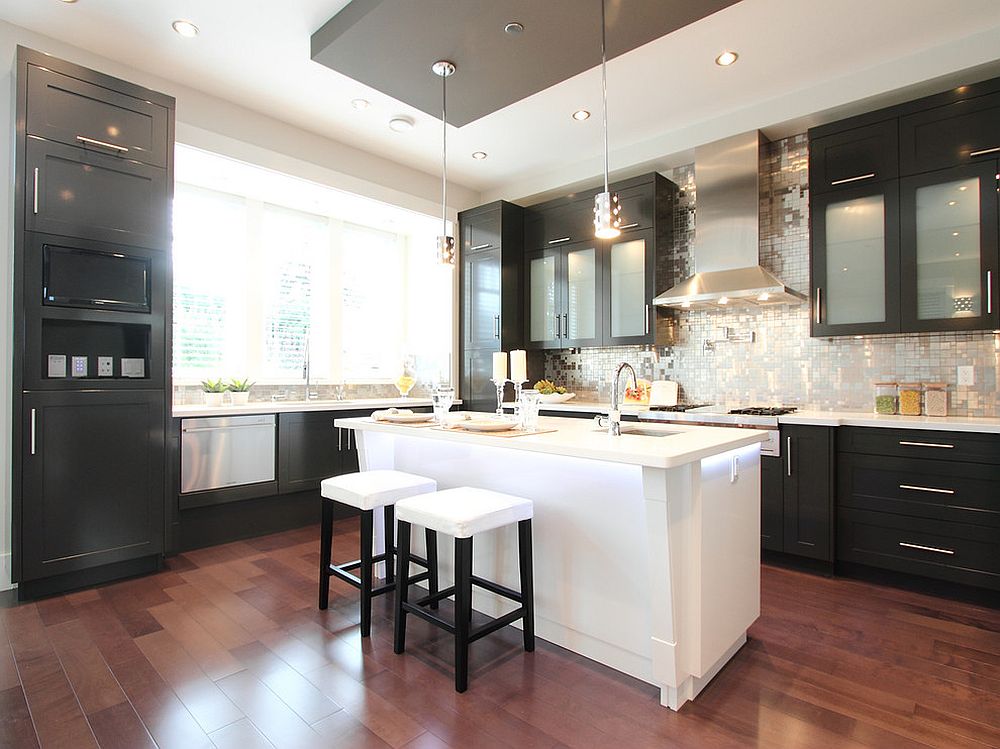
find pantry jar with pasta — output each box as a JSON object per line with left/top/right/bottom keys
{"left": 874, "top": 382, "right": 898, "bottom": 415}
{"left": 924, "top": 382, "right": 948, "bottom": 417}
{"left": 898, "top": 383, "right": 923, "bottom": 416}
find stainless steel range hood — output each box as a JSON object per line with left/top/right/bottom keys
{"left": 653, "top": 131, "right": 805, "bottom": 310}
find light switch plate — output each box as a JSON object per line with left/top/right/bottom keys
{"left": 71, "top": 355, "right": 88, "bottom": 378}
{"left": 98, "top": 356, "right": 114, "bottom": 377}
{"left": 957, "top": 365, "right": 975, "bottom": 386}
{"left": 47, "top": 354, "right": 67, "bottom": 378}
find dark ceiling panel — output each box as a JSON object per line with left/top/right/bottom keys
{"left": 311, "top": 0, "right": 741, "bottom": 127}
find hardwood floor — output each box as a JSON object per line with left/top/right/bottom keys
{"left": 2, "top": 518, "right": 999, "bottom": 749}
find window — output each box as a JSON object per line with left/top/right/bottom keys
{"left": 171, "top": 145, "right": 453, "bottom": 385}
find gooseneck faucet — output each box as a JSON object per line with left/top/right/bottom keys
{"left": 303, "top": 336, "right": 318, "bottom": 401}
{"left": 597, "top": 361, "right": 637, "bottom": 436}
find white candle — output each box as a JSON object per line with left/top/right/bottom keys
{"left": 492, "top": 351, "right": 508, "bottom": 382}
{"left": 510, "top": 349, "right": 527, "bottom": 383}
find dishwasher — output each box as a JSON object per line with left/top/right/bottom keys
{"left": 180, "top": 414, "right": 276, "bottom": 493}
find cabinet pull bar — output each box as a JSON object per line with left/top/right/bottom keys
{"left": 899, "top": 484, "right": 955, "bottom": 495}
{"left": 786, "top": 437, "right": 792, "bottom": 476}
{"left": 32, "top": 167, "right": 39, "bottom": 214}
{"left": 562, "top": 314, "right": 568, "bottom": 340}
{"left": 988, "top": 270, "right": 993, "bottom": 314}
{"left": 969, "top": 146, "right": 1000, "bottom": 158}
{"left": 830, "top": 172, "right": 876, "bottom": 186}
{"left": 644, "top": 304, "right": 650, "bottom": 335}
{"left": 30, "top": 408, "right": 36, "bottom": 456}
{"left": 899, "top": 541, "right": 954, "bottom": 555}
{"left": 76, "top": 135, "right": 129, "bottom": 152}
{"left": 470, "top": 243, "right": 493, "bottom": 251}
{"left": 556, "top": 314, "right": 562, "bottom": 338}
{"left": 814, "top": 288, "right": 822, "bottom": 324}
{"left": 547, "top": 237, "right": 571, "bottom": 244}
{"left": 620, "top": 222, "right": 640, "bottom": 230}
{"left": 181, "top": 424, "right": 275, "bottom": 433}
{"left": 494, "top": 314, "right": 500, "bottom": 339}
{"left": 898, "top": 440, "right": 954, "bottom": 449}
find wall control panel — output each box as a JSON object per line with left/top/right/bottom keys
{"left": 97, "top": 356, "right": 114, "bottom": 377}
{"left": 121, "top": 358, "right": 145, "bottom": 378}
{"left": 71, "top": 355, "right": 88, "bottom": 378}
{"left": 47, "top": 354, "right": 67, "bottom": 378}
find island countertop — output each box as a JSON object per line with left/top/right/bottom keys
{"left": 335, "top": 414, "right": 768, "bottom": 469}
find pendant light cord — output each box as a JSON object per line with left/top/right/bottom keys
{"left": 441, "top": 70, "right": 448, "bottom": 236}
{"left": 601, "top": 0, "right": 609, "bottom": 194}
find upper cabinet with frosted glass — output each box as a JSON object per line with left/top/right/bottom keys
{"left": 809, "top": 80, "right": 1000, "bottom": 336}
{"left": 523, "top": 173, "right": 676, "bottom": 349}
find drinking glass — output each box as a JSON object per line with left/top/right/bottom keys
{"left": 518, "top": 389, "right": 541, "bottom": 432}
{"left": 432, "top": 386, "right": 455, "bottom": 424}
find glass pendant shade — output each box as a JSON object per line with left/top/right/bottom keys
{"left": 593, "top": 190, "right": 621, "bottom": 238}
{"left": 436, "top": 234, "right": 456, "bottom": 265}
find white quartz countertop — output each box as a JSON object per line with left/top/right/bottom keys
{"left": 778, "top": 410, "right": 1000, "bottom": 433}
{"left": 336, "top": 414, "right": 768, "bottom": 469}
{"left": 173, "top": 398, "right": 438, "bottom": 419}
{"left": 503, "top": 400, "right": 647, "bottom": 414}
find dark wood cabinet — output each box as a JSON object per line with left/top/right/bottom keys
{"left": 900, "top": 90, "right": 1000, "bottom": 175}
{"left": 19, "top": 390, "right": 165, "bottom": 581}
{"left": 760, "top": 455, "right": 784, "bottom": 552}
{"left": 781, "top": 425, "right": 834, "bottom": 561}
{"left": 524, "top": 197, "right": 594, "bottom": 249}
{"left": 809, "top": 120, "right": 898, "bottom": 194}
{"left": 462, "top": 210, "right": 500, "bottom": 254}
{"left": 277, "top": 409, "right": 372, "bottom": 494}
{"left": 464, "top": 348, "right": 505, "bottom": 413}
{"left": 463, "top": 247, "right": 503, "bottom": 350}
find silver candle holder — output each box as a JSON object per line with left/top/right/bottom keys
{"left": 491, "top": 378, "right": 509, "bottom": 416}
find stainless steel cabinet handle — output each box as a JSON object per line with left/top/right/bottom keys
{"left": 494, "top": 314, "right": 501, "bottom": 339}
{"left": 814, "top": 288, "right": 822, "bottom": 324}
{"left": 898, "top": 440, "right": 954, "bottom": 449}
{"left": 547, "top": 237, "right": 571, "bottom": 244}
{"left": 899, "top": 484, "right": 955, "bottom": 495}
{"left": 32, "top": 168, "right": 39, "bottom": 214}
{"left": 562, "top": 314, "right": 568, "bottom": 339}
{"left": 30, "top": 408, "right": 36, "bottom": 456}
{"left": 620, "top": 222, "right": 640, "bottom": 230}
{"left": 830, "top": 172, "right": 876, "bottom": 186}
{"left": 969, "top": 146, "right": 1000, "bottom": 158}
{"left": 555, "top": 313, "right": 562, "bottom": 339}
{"left": 470, "top": 242, "right": 493, "bottom": 251}
{"left": 181, "top": 424, "right": 274, "bottom": 433}
{"left": 338, "top": 427, "right": 343, "bottom": 451}
{"left": 899, "top": 541, "right": 954, "bottom": 555}
{"left": 786, "top": 437, "right": 792, "bottom": 476}
{"left": 76, "top": 134, "right": 129, "bottom": 153}
{"left": 644, "top": 304, "right": 650, "bottom": 335}
{"left": 988, "top": 270, "right": 993, "bottom": 314}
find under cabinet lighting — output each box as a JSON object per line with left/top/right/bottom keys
{"left": 172, "top": 19, "right": 199, "bottom": 38}
{"left": 757, "top": 292, "right": 770, "bottom": 302}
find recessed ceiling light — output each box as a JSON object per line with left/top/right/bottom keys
{"left": 388, "top": 116, "right": 414, "bottom": 132}
{"left": 959, "top": 185, "right": 968, "bottom": 191}
{"left": 351, "top": 98, "right": 370, "bottom": 111}
{"left": 718, "top": 296, "right": 729, "bottom": 306}
{"left": 60, "top": 0, "right": 78, "bottom": 3}
{"left": 953, "top": 231, "right": 960, "bottom": 236}
{"left": 955, "top": 252, "right": 961, "bottom": 257}
{"left": 572, "top": 109, "right": 591, "bottom": 121}
{"left": 472, "top": 151, "right": 488, "bottom": 160}
{"left": 504, "top": 21, "right": 524, "bottom": 35}
{"left": 715, "top": 50, "right": 739, "bottom": 66}
{"left": 172, "top": 19, "right": 199, "bottom": 38}
{"left": 948, "top": 200, "right": 957, "bottom": 206}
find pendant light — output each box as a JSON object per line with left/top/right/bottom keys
{"left": 433, "top": 60, "right": 456, "bottom": 265}
{"left": 593, "top": 0, "right": 622, "bottom": 239}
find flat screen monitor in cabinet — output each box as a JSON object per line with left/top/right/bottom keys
{"left": 42, "top": 244, "right": 151, "bottom": 313}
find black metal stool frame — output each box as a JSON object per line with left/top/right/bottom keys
{"left": 319, "top": 501, "right": 439, "bottom": 637}
{"left": 392, "top": 518, "right": 535, "bottom": 692}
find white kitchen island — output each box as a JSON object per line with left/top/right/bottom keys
{"left": 335, "top": 414, "right": 768, "bottom": 710}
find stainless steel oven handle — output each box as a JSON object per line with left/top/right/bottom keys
{"left": 181, "top": 424, "right": 275, "bottom": 433}
{"left": 76, "top": 134, "right": 129, "bottom": 153}
{"left": 898, "top": 440, "right": 954, "bottom": 449}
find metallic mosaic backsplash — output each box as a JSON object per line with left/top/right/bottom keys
{"left": 173, "top": 382, "right": 430, "bottom": 406}
{"left": 545, "top": 134, "right": 1000, "bottom": 417}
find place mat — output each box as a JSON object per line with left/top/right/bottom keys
{"left": 431, "top": 426, "right": 557, "bottom": 438}
{"left": 368, "top": 417, "right": 437, "bottom": 428}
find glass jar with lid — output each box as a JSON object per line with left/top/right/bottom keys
{"left": 874, "top": 382, "right": 898, "bottom": 415}
{"left": 898, "top": 383, "right": 923, "bottom": 416}
{"left": 924, "top": 383, "right": 948, "bottom": 417}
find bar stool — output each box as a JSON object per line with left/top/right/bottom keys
{"left": 320, "top": 470, "right": 440, "bottom": 637}
{"left": 392, "top": 487, "right": 535, "bottom": 692}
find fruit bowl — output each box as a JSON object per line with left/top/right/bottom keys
{"left": 537, "top": 392, "right": 576, "bottom": 404}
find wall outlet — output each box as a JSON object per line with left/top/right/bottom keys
{"left": 957, "top": 365, "right": 975, "bottom": 386}
{"left": 98, "top": 356, "right": 114, "bottom": 377}
{"left": 71, "top": 355, "right": 88, "bottom": 378}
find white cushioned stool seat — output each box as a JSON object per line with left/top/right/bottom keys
{"left": 321, "top": 470, "right": 437, "bottom": 511}
{"left": 395, "top": 487, "right": 533, "bottom": 538}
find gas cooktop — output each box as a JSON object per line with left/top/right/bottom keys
{"left": 647, "top": 404, "right": 713, "bottom": 412}
{"left": 728, "top": 407, "right": 798, "bottom": 416}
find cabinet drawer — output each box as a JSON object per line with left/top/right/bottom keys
{"left": 809, "top": 120, "right": 898, "bottom": 194}
{"left": 837, "top": 507, "right": 1000, "bottom": 589}
{"left": 900, "top": 91, "right": 1000, "bottom": 174}
{"left": 524, "top": 198, "right": 594, "bottom": 248}
{"left": 26, "top": 136, "right": 170, "bottom": 249}
{"left": 27, "top": 64, "right": 169, "bottom": 169}
{"left": 837, "top": 453, "right": 1000, "bottom": 523}
{"left": 838, "top": 426, "right": 1000, "bottom": 464}
{"left": 462, "top": 210, "right": 501, "bottom": 254}
{"left": 614, "top": 184, "right": 655, "bottom": 233}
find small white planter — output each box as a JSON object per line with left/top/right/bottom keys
{"left": 229, "top": 391, "right": 250, "bottom": 405}
{"left": 203, "top": 391, "right": 225, "bottom": 407}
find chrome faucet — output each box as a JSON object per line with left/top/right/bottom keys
{"left": 302, "top": 336, "right": 319, "bottom": 401}
{"left": 596, "top": 361, "right": 637, "bottom": 436}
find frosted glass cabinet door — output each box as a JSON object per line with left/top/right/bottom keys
{"left": 527, "top": 250, "right": 559, "bottom": 347}
{"left": 563, "top": 245, "right": 601, "bottom": 346}
{"left": 604, "top": 229, "right": 653, "bottom": 345}
{"left": 900, "top": 162, "right": 999, "bottom": 331}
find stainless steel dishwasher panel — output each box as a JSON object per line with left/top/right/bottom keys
{"left": 181, "top": 414, "right": 276, "bottom": 493}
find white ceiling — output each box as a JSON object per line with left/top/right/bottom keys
{"left": 2, "top": 0, "right": 1000, "bottom": 204}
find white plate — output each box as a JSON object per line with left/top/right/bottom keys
{"left": 381, "top": 413, "right": 434, "bottom": 424}
{"left": 461, "top": 419, "right": 519, "bottom": 432}
{"left": 538, "top": 392, "right": 576, "bottom": 404}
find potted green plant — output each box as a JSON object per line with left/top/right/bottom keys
{"left": 227, "top": 377, "right": 254, "bottom": 405}
{"left": 201, "top": 378, "right": 227, "bottom": 407}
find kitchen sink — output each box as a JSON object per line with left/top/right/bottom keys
{"left": 593, "top": 425, "right": 681, "bottom": 438}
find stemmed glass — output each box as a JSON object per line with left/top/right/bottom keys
{"left": 431, "top": 386, "right": 455, "bottom": 424}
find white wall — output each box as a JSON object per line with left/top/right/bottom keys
{"left": 0, "top": 20, "right": 481, "bottom": 591}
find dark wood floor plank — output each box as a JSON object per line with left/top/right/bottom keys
{"left": 46, "top": 618, "right": 127, "bottom": 715}
{"left": 87, "top": 701, "right": 158, "bottom": 749}
{"left": 164, "top": 581, "right": 258, "bottom": 650}
{"left": 0, "top": 686, "right": 40, "bottom": 749}
{"left": 215, "top": 669, "right": 324, "bottom": 749}
{"left": 35, "top": 595, "right": 77, "bottom": 627}
{"left": 179, "top": 567, "right": 281, "bottom": 637}
{"left": 208, "top": 717, "right": 276, "bottom": 749}
{"left": 147, "top": 600, "right": 245, "bottom": 681}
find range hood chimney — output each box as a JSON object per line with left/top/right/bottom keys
{"left": 653, "top": 131, "right": 805, "bottom": 310}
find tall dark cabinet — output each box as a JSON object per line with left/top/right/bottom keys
{"left": 12, "top": 47, "right": 175, "bottom": 599}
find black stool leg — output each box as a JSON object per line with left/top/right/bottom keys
{"left": 318, "top": 499, "right": 334, "bottom": 610}
{"left": 383, "top": 505, "right": 395, "bottom": 585}
{"left": 518, "top": 519, "right": 535, "bottom": 652}
{"left": 425, "top": 529, "right": 439, "bottom": 610}
{"left": 359, "top": 510, "right": 374, "bottom": 637}
{"left": 454, "top": 536, "right": 473, "bottom": 693}
{"left": 393, "top": 521, "right": 412, "bottom": 654}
